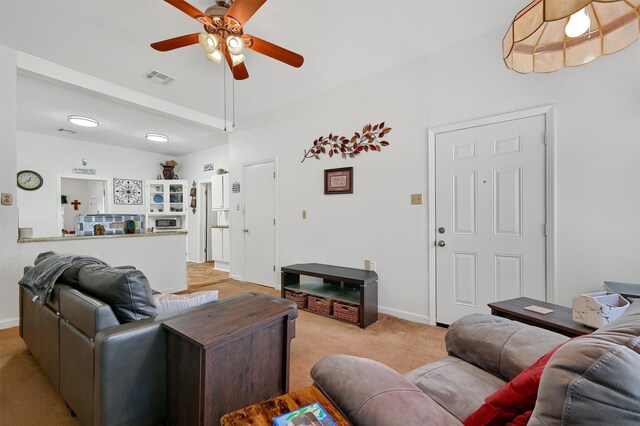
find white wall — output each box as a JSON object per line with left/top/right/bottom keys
{"left": 17, "top": 131, "right": 174, "bottom": 237}
{"left": 228, "top": 30, "right": 640, "bottom": 322}
{"left": 0, "top": 45, "right": 21, "bottom": 328}
{"left": 177, "top": 144, "right": 229, "bottom": 262}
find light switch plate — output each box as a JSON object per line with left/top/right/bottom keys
{"left": 1, "top": 193, "right": 12, "bottom": 206}
{"left": 411, "top": 193, "right": 423, "bottom": 205}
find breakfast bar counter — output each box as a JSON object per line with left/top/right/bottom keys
{"left": 16, "top": 230, "right": 188, "bottom": 293}
{"left": 17, "top": 230, "right": 187, "bottom": 243}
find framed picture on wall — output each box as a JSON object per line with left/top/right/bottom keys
{"left": 324, "top": 167, "right": 353, "bottom": 194}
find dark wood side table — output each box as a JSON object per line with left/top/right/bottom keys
{"left": 164, "top": 294, "right": 295, "bottom": 426}
{"left": 488, "top": 297, "right": 593, "bottom": 337}
{"left": 220, "top": 385, "right": 352, "bottom": 426}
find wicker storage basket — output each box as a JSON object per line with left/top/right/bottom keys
{"left": 285, "top": 290, "right": 308, "bottom": 309}
{"left": 308, "top": 296, "right": 333, "bottom": 315}
{"left": 333, "top": 301, "right": 360, "bottom": 324}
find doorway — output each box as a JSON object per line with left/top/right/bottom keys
{"left": 428, "top": 107, "right": 556, "bottom": 325}
{"left": 198, "top": 182, "right": 214, "bottom": 262}
{"left": 60, "top": 177, "right": 107, "bottom": 233}
{"left": 243, "top": 160, "right": 277, "bottom": 288}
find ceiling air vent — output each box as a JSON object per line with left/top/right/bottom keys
{"left": 143, "top": 69, "right": 175, "bottom": 85}
{"left": 58, "top": 128, "right": 78, "bottom": 134}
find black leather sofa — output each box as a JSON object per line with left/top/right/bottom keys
{"left": 19, "top": 265, "right": 297, "bottom": 426}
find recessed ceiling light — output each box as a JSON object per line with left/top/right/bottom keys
{"left": 145, "top": 133, "right": 169, "bottom": 142}
{"left": 67, "top": 115, "right": 99, "bottom": 127}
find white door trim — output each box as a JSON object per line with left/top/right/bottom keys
{"left": 56, "top": 174, "right": 111, "bottom": 234}
{"left": 427, "top": 105, "right": 557, "bottom": 325}
{"left": 241, "top": 158, "right": 279, "bottom": 288}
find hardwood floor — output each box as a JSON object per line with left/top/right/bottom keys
{"left": 186, "top": 261, "right": 230, "bottom": 287}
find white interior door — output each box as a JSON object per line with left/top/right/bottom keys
{"left": 243, "top": 161, "right": 277, "bottom": 287}
{"left": 435, "top": 115, "right": 546, "bottom": 325}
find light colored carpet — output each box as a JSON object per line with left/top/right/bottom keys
{"left": 0, "top": 263, "right": 447, "bottom": 425}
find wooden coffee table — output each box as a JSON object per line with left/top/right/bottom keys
{"left": 220, "top": 385, "right": 351, "bottom": 426}
{"left": 488, "top": 297, "right": 593, "bottom": 337}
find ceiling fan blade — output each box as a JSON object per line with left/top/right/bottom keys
{"left": 150, "top": 33, "right": 200, "bottom": 52}
{"left": 224, "top": 0, "right": 266, "bottom": 28}
{"left": 244, "top": 35, "right": 304, "bottom": 68}
{"left": 224, "top": 51, "right": 250, "bottom": 80}
{"left": 164, "top": 0, "right": 212, "bottom": 25}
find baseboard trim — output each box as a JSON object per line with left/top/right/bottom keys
{"left": 0, "top": 317, "right": 19, "bottom": 330}
{"left": 230, "top": 274, "right": 243, "bottom": 281}
{"left": 378, "top": 306, "right": 429, "bottom": 325}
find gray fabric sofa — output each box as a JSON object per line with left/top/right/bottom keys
{"left": 19, "top": 265, "right": 297, "bottom": 426}
{"left": 312, "top": 300, "right": 640, "bottom": 425}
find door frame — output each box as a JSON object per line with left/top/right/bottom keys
{"left": 197, "top": 180, "right": 211, "bottom": 263}
{"left": 57, "top": 174, "right": 111, "bottom": 233}
{"left": 427, "top": 105, "right": 557, "bottom": 325}
{"left": 242, "top": 158, "right": 279, "bottom": 288}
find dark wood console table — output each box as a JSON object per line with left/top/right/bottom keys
{"left": 281, "top": 263, "right": 378, "bottom": 328}
{"left": 488, "top": 297, "right": 593, "bottom": 338}
{"left": 163, "top": 294, "right": 295, "bottom": 425}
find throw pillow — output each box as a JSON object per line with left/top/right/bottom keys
{"left": 77, "top": 265, "right": 157, "bottom": 323}
{"left": 463, "top": 342, "right": 567, "bottom": 426}
{"left": 154, "top": 290, "right": 219, "bottom": 316}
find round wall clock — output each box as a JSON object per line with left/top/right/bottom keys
{"left": 17, "top": 170, "right": 43, "bottom": 191}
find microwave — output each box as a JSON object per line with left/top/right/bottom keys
{"left": 155, "top": 217, "right": 181, "bottom": 230}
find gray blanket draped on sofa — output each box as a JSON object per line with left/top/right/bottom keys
{"left": 18, "top": 251, "right": 108, "bottom": 304}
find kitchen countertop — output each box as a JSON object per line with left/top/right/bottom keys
{"left": 211, "top": 225, "right": 229, "bottom": 228}
{"left": 17, "top": 230, "right": 187, "bottom": 243}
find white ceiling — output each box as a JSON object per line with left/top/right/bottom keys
{"left": 1, "top": 0, "right": 530, "bottom": 153}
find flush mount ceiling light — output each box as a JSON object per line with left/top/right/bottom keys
{"left": 503, "top": 0, "right": 640, "bottom": 73}
{"left": 67, "top": 115, "right": 100, "bottom": 127}
{"left": 145, "top": 133, "right": 169, "bottom": 142}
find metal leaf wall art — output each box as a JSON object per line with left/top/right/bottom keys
{"left": 301, "top": 122, "right": 392, "bottom": 163}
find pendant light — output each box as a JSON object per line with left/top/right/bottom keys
{"left": 503, "top": 0, "right": 640, "bottom": 73}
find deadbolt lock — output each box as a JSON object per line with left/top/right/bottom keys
{"left": 438, "top": 227, "right": 446, "bottom": 234}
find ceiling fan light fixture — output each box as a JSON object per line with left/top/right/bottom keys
{"left": 231, "top": 53, "right": 246, "bottom": 66}
{"left": 205, "top": 49, "right": 223, "bottom": 64}
{"left": 145, "top": 133, "right": 169, "bottom": 142}
{"left": 226, "top": 36, "right": 244, "bottom": 55}
{"left": 68, "top": 115, "right": 99, "bottom": 128}
{"left": 198, "top": 33, "right": 219, "bottom": 53}
{"left": 565, "top": 7, "right": 591, "bottom": 37}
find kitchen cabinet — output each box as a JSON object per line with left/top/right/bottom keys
{"left": 211, "top": 174, "right": 229, "bottom": 210}
{"left": 146, "top": 180, "right": 188, "bottom": 229}
{"left": 211, "top": 227, "right": 230, "bottom": 263}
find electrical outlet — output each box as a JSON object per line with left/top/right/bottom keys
{"left": 370, "top": 261, "right": 376, "bottom": 272}
{"left": 302, "top": 210, "right": 307, "bottom": 219}
{"left": 364, "top": 259, "right": 371, "bottom": 270}
{"left": 1, "top": 193, "right": 12, "bottom": 206}
{"left": 411, "top": 193, "right": 423, "bottom": 205}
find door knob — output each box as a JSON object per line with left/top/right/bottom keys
{"left": 437, "top": 240, "right": 446, "bottom": 247}
{"left": 243, "top": 229, "right": 249, "bottom": 233}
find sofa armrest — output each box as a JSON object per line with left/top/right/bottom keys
{"left": 445, "top": 314, "right": 569, "bottom": 381}
{"left": 94, "top": 317, "right": 168, "bottom": 426}
{"left": 311, "top": 355, "right": 460, "bottom": 425}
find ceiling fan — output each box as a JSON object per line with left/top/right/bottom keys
{"left": 150, "top": 0, "right": 304, "bottom": 80}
